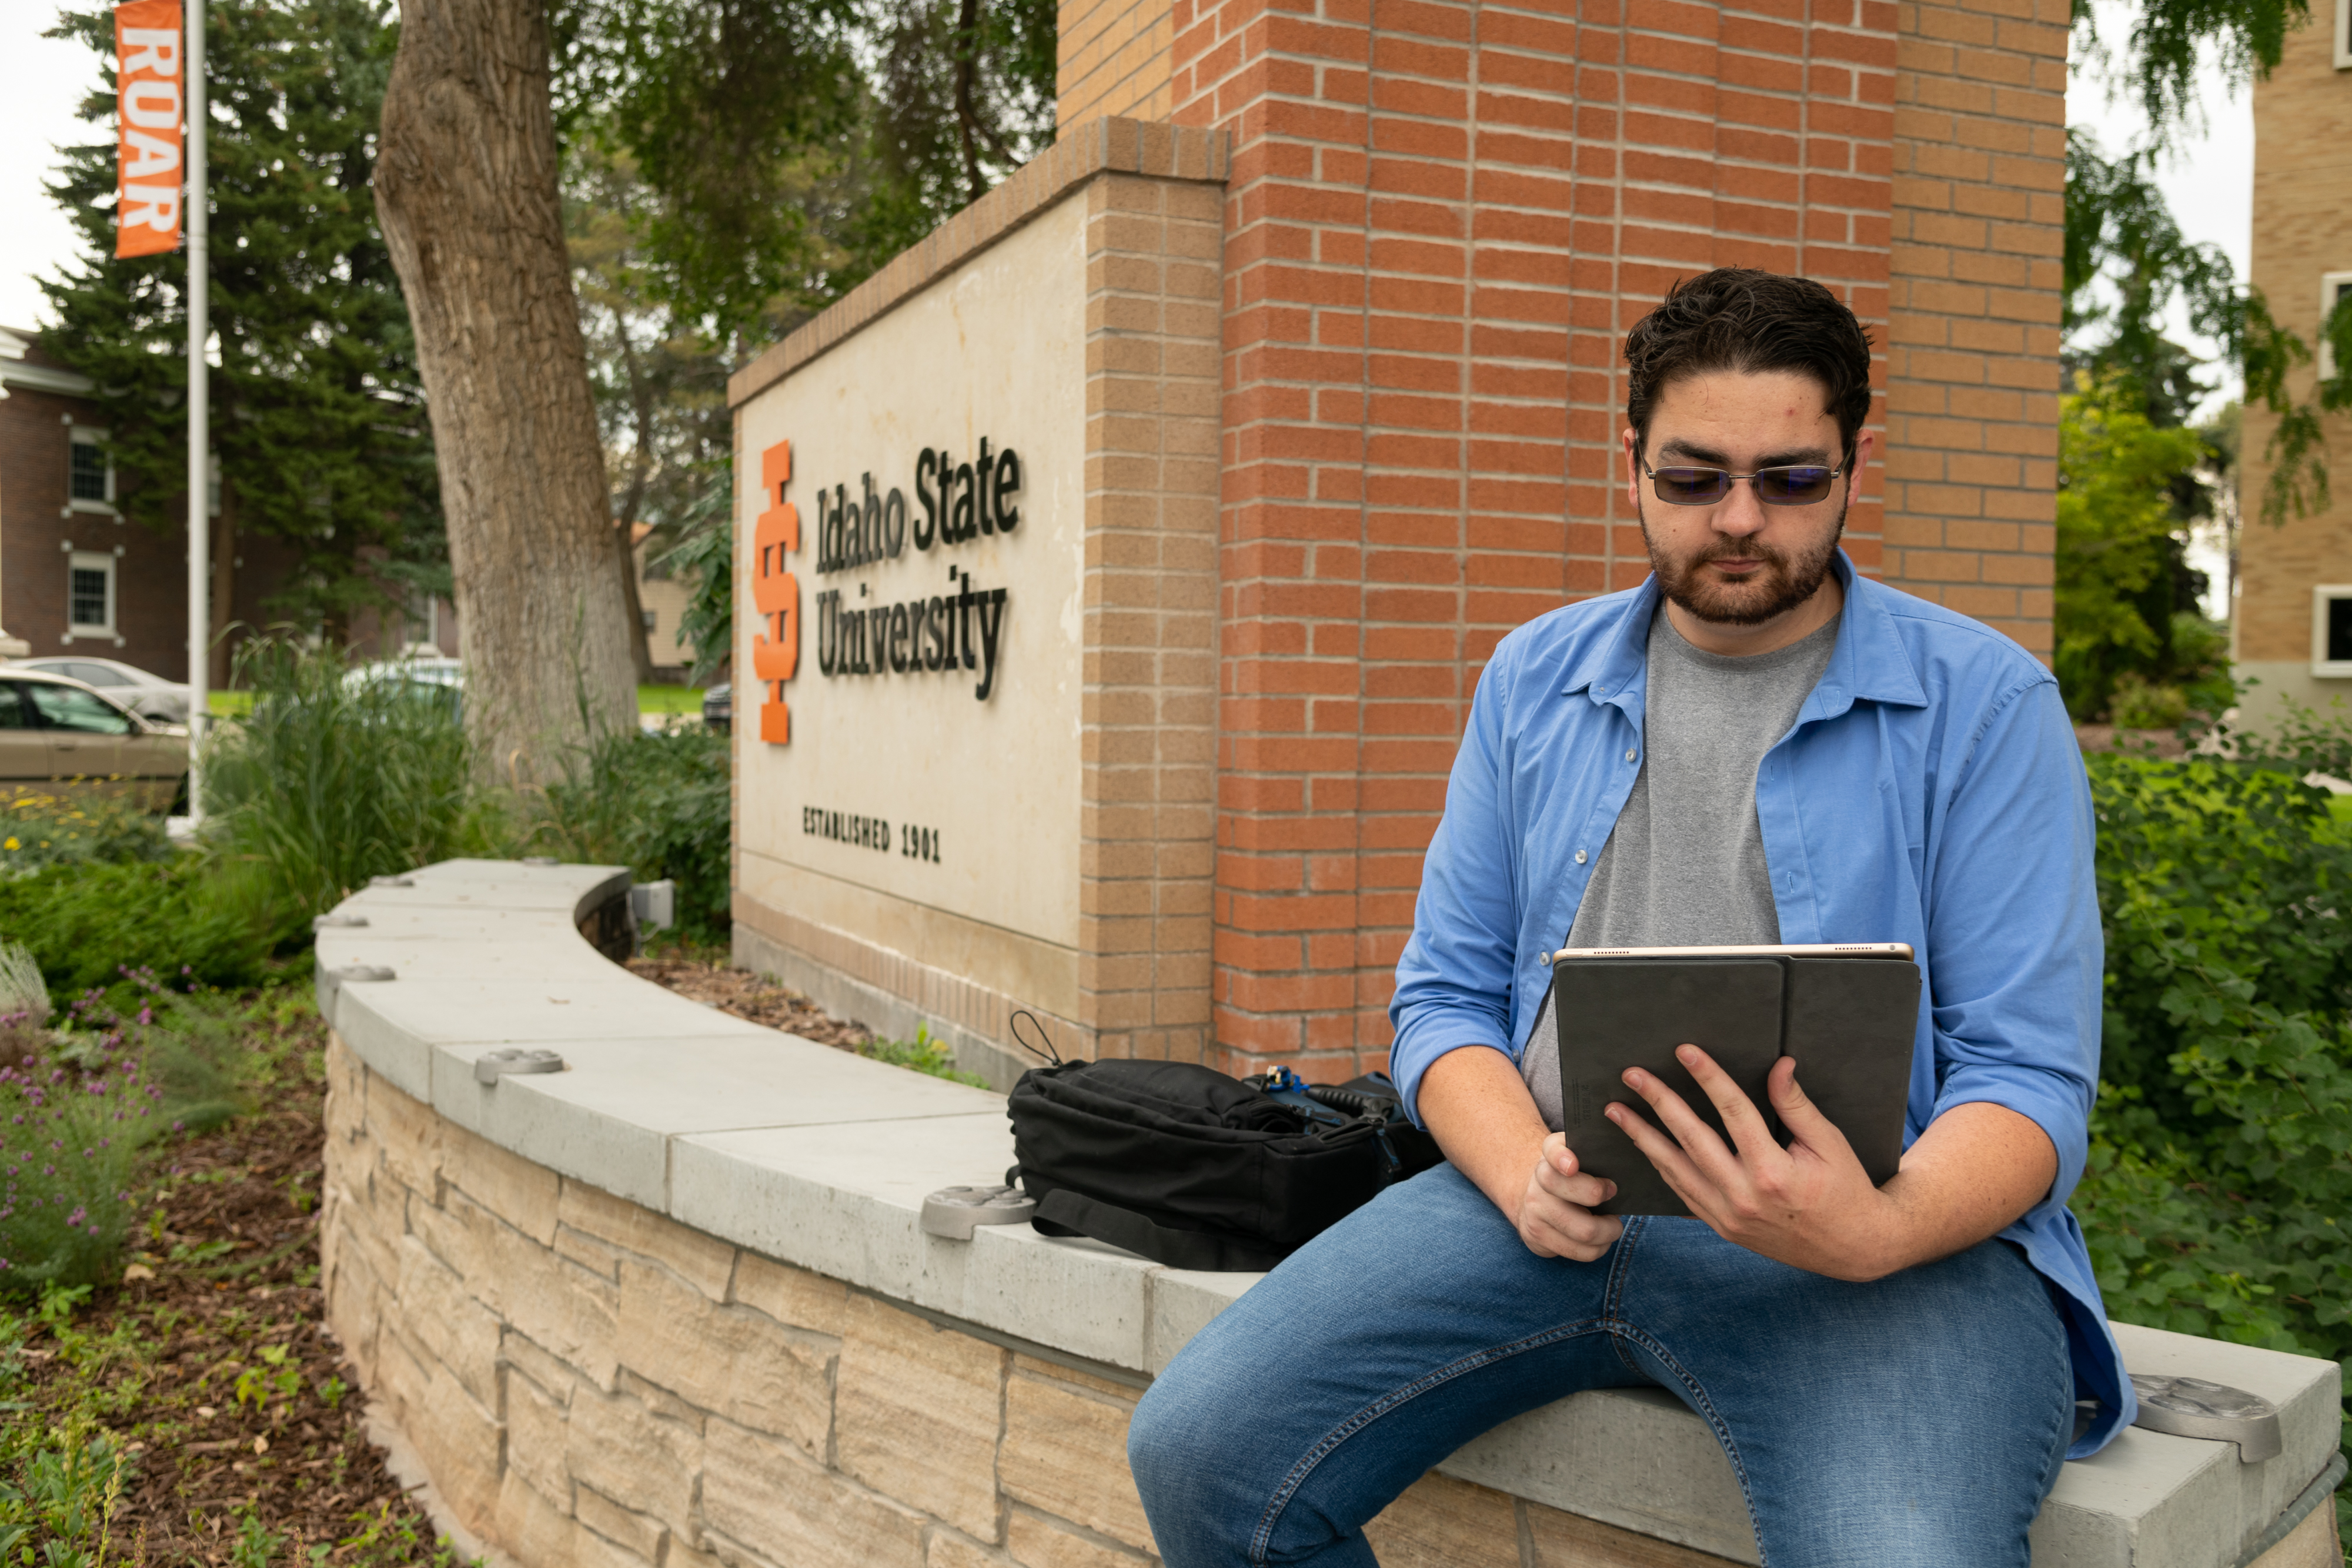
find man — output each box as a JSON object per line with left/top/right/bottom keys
{"left": 1128, "top": 269, "right": 2130, "bottom": 1567}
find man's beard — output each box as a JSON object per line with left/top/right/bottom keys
{"left": 1638, "top": 500, "right": 1846, "bottom": 627}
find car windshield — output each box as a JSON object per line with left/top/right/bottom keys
{"left": 26, "top": 683, "right": 133, "bottom": 735}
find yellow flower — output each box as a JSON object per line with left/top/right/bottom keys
{"left": 2, "top": 838, "right": 14, "bottom": 850}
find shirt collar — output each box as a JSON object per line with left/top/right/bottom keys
{"left": 1561, "top": 551, "right": 1930, "bottom": 716}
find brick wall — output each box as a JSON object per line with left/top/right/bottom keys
{"left": 2238, "top": 17, "right": 2352, "bottom": 668}
{"left": 1170, "top": 1, "right": 1913, "bottom": 1076}
{"left": 1882, "top": 0, "right": 2067, "bottom": 654}
{"left": 320, "top": 1034, "right": 1748, "bottom": 1568}
{"left": 1080, "top": 149, "right": 1227, "bottom": 1063}
{"left": 0, "top": 383, "right": 195, "bottom": 679}
{"left": 1061, "top": 0, "right": 1177, "bottom": 127}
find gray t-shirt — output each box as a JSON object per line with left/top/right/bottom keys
{"left": 1519, "top": 607, "right": 1840, "bottom": 1127}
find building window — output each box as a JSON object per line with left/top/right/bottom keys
{"left": 68, "top": 552, "right": 115, "bottom": 633}
{"left": 642, "top": 609, "right": 658, "bottom": 634}
{"left": 68, "top": 429, "right": 115, "bottom": 511}
{"left": 2321, "top": 272, "right": 2352, "bottom": 380}
{"left": 2338, "top": 0, "right": 2351, "bottom": 69}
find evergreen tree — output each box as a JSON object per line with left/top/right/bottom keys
{"left": 41, "top": 0, "right": 443, "bottom": 643}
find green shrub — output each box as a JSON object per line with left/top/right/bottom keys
{"left": 532, "top": 724, "right": 731, "bottom": 942}
{"left": 0, "top": 860, "right": 291, "bottom": 999}
{"left": 2077, "top": 750, "right": 2352, "bottom": 1513}
{"left": 204, "top": 634, "right": 489, "bottom": 913}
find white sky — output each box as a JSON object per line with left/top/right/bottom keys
{"left": 0, "top": 2, "right": 2259, "bottom": 357}
{"left": 1, "top": 2, "right": 98, "bottom": 333}
{"left": 2065, "top": 0, "right": 2257, "bottom": 417}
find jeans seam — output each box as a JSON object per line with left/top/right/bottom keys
{"left": 1244, "top": 1319, "right": 1611, "bottom": 1566}
{"left": 1608, "top": 1323, "right": 1772, "bottom": 1568}
{"left": 1603, "top": 1216, "right": 1647, "bottom": 1380}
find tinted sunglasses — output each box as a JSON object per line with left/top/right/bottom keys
{"left": 1641, "top": 455, "right": 1849, "bottom": 507}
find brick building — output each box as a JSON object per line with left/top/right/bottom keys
{"left": 729, "top": 0, "right": 2070, "bottom": 1082}
{"left": 0, "top": 325, "right": 199, "bottom": 676}
{"left": 2234, "top": 1, "right": 2352, "bottom": 723}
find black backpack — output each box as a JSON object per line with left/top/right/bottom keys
{"left": 1005, "top": 1055, "right": 1445, "bottom": 1271}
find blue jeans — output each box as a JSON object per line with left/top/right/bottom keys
{"left": 1130, "top": 1164, "right": 2073, "bottom": 1567}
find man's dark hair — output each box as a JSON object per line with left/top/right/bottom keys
{"left": 1622, "top": 269, "right": 1875, "bottom": 456}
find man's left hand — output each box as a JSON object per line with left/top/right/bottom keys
{"left": 1608, "top": 1047, "right": 1903, "bottom": 1282}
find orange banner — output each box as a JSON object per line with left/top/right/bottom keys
{"left": 752, "top": 440, "right": 802, "bottom": 744}
{"left": 115, "top": 0, "right": 183, "bottom": 259}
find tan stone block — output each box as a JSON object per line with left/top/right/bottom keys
{"left": 577, "top": 1484, "right": 670, "bottom": 1563}
{"left": 615, "top": 1259, "right": 834, "bottom": 1460}
{"left": 556, "top": 1222, "right": 624, "bottom": 1281}
{"left": 505, "top": 1360, "right": 574, "bottom": 1513}
{"left": 560, "top": 1176, "right": 737, "bottom": 1299}
{"left": 731, "top": 1250, "right": 849, "bottom": 1336}
{"left": 1007, "top": 1508, "right": 1156, "bottom": 1567}
{"left": 1362, "top": 1473, "right": 1521, "bottom": 1568}
{"left": 442, "top": 1121, "right": 559, "bottom": 1244}
{"left": 502, "top": 1233, "right": 623, "bottom": 1391}
{"left": 837, "top": 1295, "right": 1006, "bottom": 1540}
{"left": 402, "top": 1360, "right": 503, "bottom": 1535}
{"left": 1000, "top": 1365, "right": 1152, "bottom": 1554}
{"left": 500, "top": 1327, "right": 580, "bottom": 1400}
{"left": 928, "top": 1526, "right": 1010, "bottom": 1568}
{"left": 492, "top": 1465, "right": 580, "bottom": 1565}
{"left": 1525, "top": 1500, "right": 1748, "bottom": 1566}
{"left": 392, "top": 1234, "right": 501, "bottom": 1407}
{"left": 702, "top": 1416, "right": 927, "bottom": 1568}
{"left": 566, "top": 1384, "right": 704, "bottom": 1539}
{"left": 368, "top": 1075, "right": 443, "bottom": 1201}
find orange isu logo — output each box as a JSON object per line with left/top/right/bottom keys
{"left": 751, "top": 440, "right": 800, "bottom": 744}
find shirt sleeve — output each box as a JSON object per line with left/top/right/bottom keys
{"left": 1920, "top": 674, "right": 2103, "bottom": 1204}
{"left": 1389, "top": 657, "right": 1524, "bottom": 1125}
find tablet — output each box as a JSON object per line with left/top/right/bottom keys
{"left": 1550, "top": 947, "right": 1921, "bottom": 1218}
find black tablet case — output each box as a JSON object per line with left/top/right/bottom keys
{"left": 1553, "top": 955, "right": 1920, "bottom": 1218}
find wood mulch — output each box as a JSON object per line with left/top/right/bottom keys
{"left": 625, "top": 953, "right": 876, "bottom": 1051}
{"left": 6, "top": 1001, "right": 455, "bottom": 1566}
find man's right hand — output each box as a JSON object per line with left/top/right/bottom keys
{"left": 1418, "top": 1044, "right": 1626, "bottom": 1261}
{"left": 1516, "top": 1132, "right": 1624, "bottom": 1260}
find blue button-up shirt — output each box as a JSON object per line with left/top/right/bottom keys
{"left": 1388, "top": 553, "right": 2133, "bottom": 1457}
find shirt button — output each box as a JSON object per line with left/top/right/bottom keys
{"left": 1575, "top": 849, "right": 1588, "bottom": 865}
{"left": 1625, "top": 748, "right": 1636, "bottom": 763}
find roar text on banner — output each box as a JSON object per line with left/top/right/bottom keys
{"left": 114, "top": 0, "right": 184, "bottom": 259}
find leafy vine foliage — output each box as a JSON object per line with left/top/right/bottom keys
{"left": 2063, "top": 0, "right": 2352, "bottom": 526}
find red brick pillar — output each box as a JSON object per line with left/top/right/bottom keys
{"left": 1178, "top": 1, "right": 1895, "bottom": 1078}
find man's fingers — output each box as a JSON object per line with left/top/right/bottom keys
{"left": 1671, "top": 1045, "right": 1777, "bottom": 1162}
{"left": 1525, "top": 1200, "right": 1623, "bottom": 1261}
{"left": 1606, "top": 1096, "right": 1719, "bottom": 1200}
{"left": 1766, "top": 1057, "right": 1847, "bottom": 1154}
{"left": 1534, "top": 1143, "right": 1618, "bottom": 1208}
{"left": 1619, "top": 1066, "right": 1746, "bottom": 1192}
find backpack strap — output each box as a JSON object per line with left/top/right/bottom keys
{"left": 1033, "top": 1188, "right": 1287, "bottom": 1273}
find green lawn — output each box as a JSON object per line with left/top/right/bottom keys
{"left": 208, "top": 691, "right": 255, "bottom": 717}
{"left": 638, "top": 684, "right": 706, "bottom": 714}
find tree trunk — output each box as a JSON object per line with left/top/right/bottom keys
{"left": 209, "top": 506, "right": 234, "bottom": 691}
{"left": 373, "top": 0, "right": 636, "bottom": 781}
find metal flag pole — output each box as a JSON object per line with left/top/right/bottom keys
{"left": 185, "top": 0, "right": 207, "bottom": 824}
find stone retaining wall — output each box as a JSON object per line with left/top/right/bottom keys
{"left": 320, "top": 1034, "right": 1756, "bottom": 1568}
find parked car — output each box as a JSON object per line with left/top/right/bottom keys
{"left": 0, "top": 668, "right": 189, "bottom": 812}
{"left": 9, "top": 656, "right": 191, "bottom": 726}
{"left": 703, "top": 681, "right": 731, "bottom": 734}
{"left": 344, "top": 656, "right": 464, "bottom": 720}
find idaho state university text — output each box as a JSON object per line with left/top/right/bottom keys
{"left": 816, "top": 568, "right": 1009, "bottom": 701}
